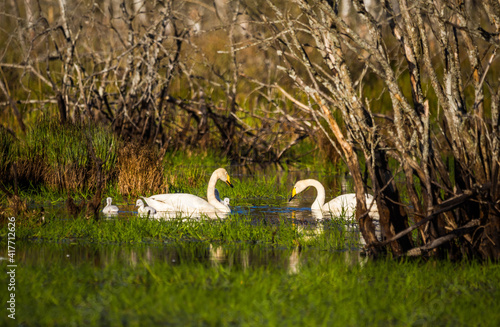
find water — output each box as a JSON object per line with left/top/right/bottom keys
{"left": 12, "top": 241, "right": 366, "bottom": 274}
{"left": 3, "top": 167, "right": 499, "bottom": 326}
{"left": 7, "top": 165, "right": 366, "bottom": 265}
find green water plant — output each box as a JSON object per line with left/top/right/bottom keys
{"left": 0, "top": 127, "right": 18, "bottom": 181}
{"left": 11, "top": 213, "right": 351, "bottom": 251}
{"left": 3, "top": 247, "right": 499, "bottom": 326}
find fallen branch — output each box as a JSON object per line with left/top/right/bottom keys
{"left": 379, "top": 190, "right": 475, "bottom": 247}
{"left": 404, "top": 219, "right": 481, "bottom": 257}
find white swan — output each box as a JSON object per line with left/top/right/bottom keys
{"left": 136, "top": 199, "right": 157, "bottom": 216}
{"left": 142, "top": 168, "right": 234, "bottom": 214}
{"left": 102, "top": 197, "right": 119, "bottom": 214}
{"left": 289, "top": 179, "right": 381, "bottom": 245}
{"left": 289, "top": 179, "right": 379, "bottom": 219}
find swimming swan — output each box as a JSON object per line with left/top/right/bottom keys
{"left": 102, "top": 197, "right": 119, "bottom": 214}
{"left": 289, "top": 179, "right": 379, "bottom": 219}
{"left": 142, "top": 168, "right": 234, "bottom": 214}
{"left": 136, "top": 199, "right": 157, "bottom": 216}
{"left": 290, "top": 179, "right": 381, "bottom": 245}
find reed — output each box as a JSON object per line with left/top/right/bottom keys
{"left": 0, "top": 127, "right": 18, "bottom": 181}
{"left": 18, "top": 118, "right": 118, "bottom": 192}
{"left": 116, "top": 143, "right": 165, "bottom": 197}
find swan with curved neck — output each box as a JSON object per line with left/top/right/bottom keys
{"left": 289, "top": 179, "right": 379, "bottom": 219}
{"left": 142, "top": 168, "right": 233, "bottom": 214}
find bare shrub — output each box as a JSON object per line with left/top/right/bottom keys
{"left": 252, "top": 0, "right": 500, "bottom": 259}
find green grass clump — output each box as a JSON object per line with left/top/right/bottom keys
{"left": 225, "top": 173, "right": 290, "bottom": 204}
{"left": 0, "top": 127, "right": 18, "bottom": 179}
{"left": 18, "top": 118, "right": 118, "bottom": 192}
{"left": 3, "top": 249, "right": 499, "bottom": 326}
{"left": 11, "top": 214, "right": 348, "bottom": 250}
{"left": 24, "top": 118, "right": 118, "bottom": 172}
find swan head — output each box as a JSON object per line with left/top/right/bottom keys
{"left": 106, "top": 197, "right": 113, "bottom": 205}
{"left": 135, "top": 199, "right": 144, "bottom": 207}
{"left": 215, "top": 168, "right": 234, "bottom": 188}
{"left": 289, "top": 180, "right": 312, "bottom": 201}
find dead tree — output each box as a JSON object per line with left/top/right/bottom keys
{"left": 253, "top": 0, "right": 500, "bottom": 259}
{"left": 0, "top": 0, "right": 310, "bottom": 163}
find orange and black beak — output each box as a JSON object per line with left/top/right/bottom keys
{"left": 288, "top": 187, "right": 297, "bottom": 202}
{"left": 226, "top": 175, "right": 234, "bottom": 188}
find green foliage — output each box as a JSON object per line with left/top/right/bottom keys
{"left": 23, "top": 118, "right": 118, "bottom": 173}
{"left": 226, "top": 174, "right": 290, "bottom": 203}
{"left": 9, "top": 118, "right": 119, "bottom": 192}
{"left": 0, "top": 128, "right": 18, "bottom": 176}
{"left": 12, "top": 214, "right": 347, "bottom": 251}
{"left": 3, "top": 247, "right": 499, "bottom": 326}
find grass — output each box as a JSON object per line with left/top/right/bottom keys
{"left": 9, "top": 214, "right": 351, "bottom": 250}
{"left": 8, "top": 118, "right": 119, "bottom": 193}
{"left": 0, "top": 128, "right": 17, "bottom": 179}
{"left": 2, "top": 246, "right": 499, "bottom": 326}
{"left": 1, "top": 115, "right": 346, "bottom": 213}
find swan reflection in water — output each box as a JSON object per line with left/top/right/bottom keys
{"left": 208, "top": 243, "right": 304, "bottom": 274}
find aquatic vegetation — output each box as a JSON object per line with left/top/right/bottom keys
{"left": 0, "top": 127, "right": 18, "bottom": 180}
{"left": 3, "top": 245, "right": 499, "bottom": 326}
{"left": 11, "top": 213, "right": 348, "bottom": 250}
{"left": 221, "top": 173, "right": 290, "bottom": 207}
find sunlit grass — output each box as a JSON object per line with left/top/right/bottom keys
{"left": 3, "top": 251, "right": 499, "bottom": 326}
{"left": 11, "top": 214, "right": 350, "bottom": 251}
{"left": 10, "top": 118, "right": 119, "bottom": 193}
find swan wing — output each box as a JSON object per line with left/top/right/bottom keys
{"left": 324, "top": 194, "right": 379, "bottom": 220}
{"left": 323, "top": 194, "right": 357, "bottom": 218}
{"left": 141, "top": 196, "right": 177, "bottom": 212}
{"left": 144, "top": 194, "right": 218, "bottom": 213}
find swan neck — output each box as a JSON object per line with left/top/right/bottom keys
{"left": 308, "top": 180, "right": 326, "bottom": 211}
{"left": 207, "top": 171, "right": 228, "bottom": 211}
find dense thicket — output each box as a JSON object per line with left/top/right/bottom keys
{"left": 0, "top": 0, "right": 313, "bottom": 163}
{"left": 249, "top": 0, "right": 500, "bottom": 260}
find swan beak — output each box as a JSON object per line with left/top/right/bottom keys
{"left": 226, "top": 175, "right": 234, "bottom": 188}
{"left": 289, "top": 188, "right": 297, "bottom": 201}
